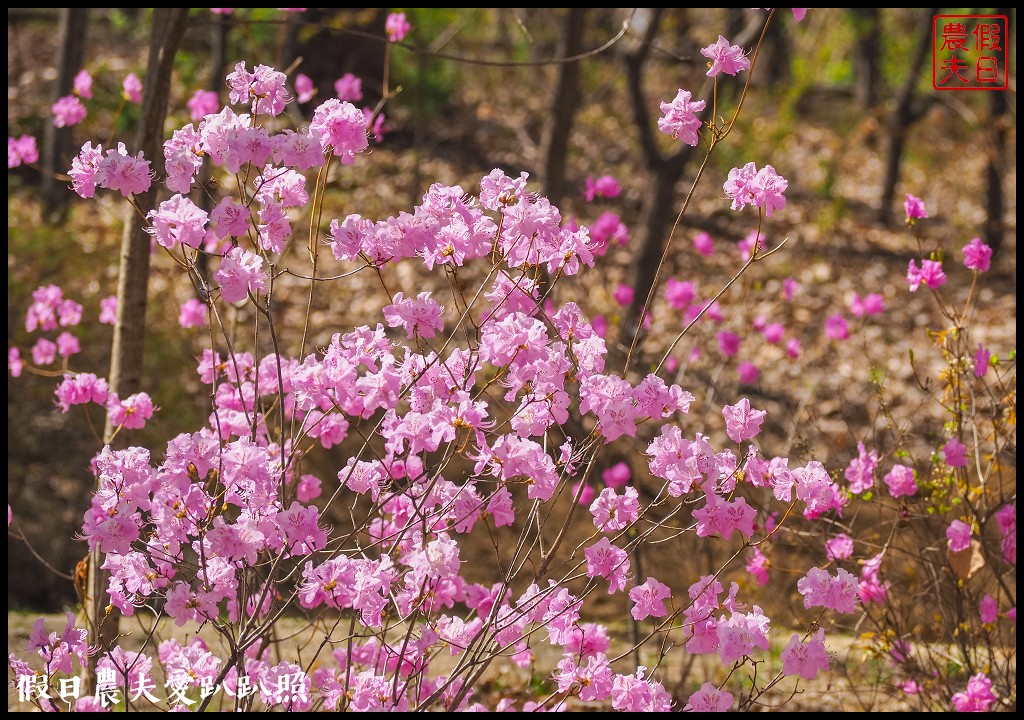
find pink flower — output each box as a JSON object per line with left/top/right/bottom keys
{"left": 602, "top": 461, "right": 631, "bottom": 489}
{"left": 904, "top": 193, "right": 928, "bottom": 222}
{"left": 32, "top": 338, "right": 57, "bottom": 366}
{"left": 216, "top": 246, "right": 267, "bottom": 303}
{"left": 588, "top": 211, "right": 629, "bottom": 252}
{"left": 187, "top": 89, "right": 220, "bottom": 122}
{"left": 946, "top": 519, "right": 972, "bottom": 552}
{"left": 178, "top": 298, "right": 208, "bottom": 328}
{"left": 583, "top": 174, "right": 621, "bottom": 201}
{"left": 994, "top": 503, "right": 1015, "bottom": 565}
{"left": 613, "top": 283, "right": 634, "bottom": 306}
{"left": 780, "top": 628, "right": 829, "bottom": 680}
{"left": 980, "top": 594, "right": 998, "bottom": 624}
{"left": 785, "top": 337, "right": 802, "bottom": 359}
{"left": 629, "top": 577, "right": 671, "bottom": 621}
{"left": 906, "top": 259, "right": 946, "bottom": 291}
{"left": 106, "top": 391, "right": 155, "bottom": 430}
{"left": 684, "top": 682, "right": 733, "bottom": 712}
{"left": 724, "top": 163, "right": 788, "bottom": 217}
{"left": 585, "top": 537, "right": 630, "bottom": 594}
{"left": 943, "top": 438, "right": 968, "bottom": 467}
{"left": 973, "top": 344, "right": 990, "bottom": 378}
{"left": 51, "top": 95, "right": 87, "bottom": 128}
{"left": 791, "top": 9, "right": 808, "bottom": 21}
{"left": 693, "top": 491, "right": 756, "bottom": 540}
{"left": 717, "top": 331, "right": 740, "bottom": 357}
{"left": 147, "top": 194, "right": 209, "bottom": 249}
{"left": 737, "top": 361, "right": 759, "bottom": 385}
{"left": 693, "top": 231, "right": 715, "bottom": 256}
{"left": 56, "top": 332, "right": 80, "bottom": 358}
{"left": 8, "top": 348, "right": 24, "bottom": 377}
{"left": 8, "top": 135, "right": 38, "bottom": 167}
{"left": 54, "top": 372, "right": 109, "bottom": 412}
{"left": 310, "top": 98, "right": 368, "bottom": 163}
{"left": 700, "top": 35, "right": 750, "bottom": 77}
{"left": 334, "top": 73, "right": 363, "bottom": 102}
{"left": 850, "top": 292, "right": 884, "bottom": 317}
{"left": 99, "top": 295, "right": 118, "bottom": 325}
{"left": 226, "top": 62, "right": 289, "bottom": 116}
{"left": 746, "top": 547, "right": 769, "bottom": 585}
{"left": 722, "top": 398, "right": 766, "bottom": 442}
{"left": 99, "top": 142, "right": 153, "bottom": 196}
{"left": 294, "top": 72, "right": 315, "bottom": 103}
{"left": 782, "top": 277, "right": 799, "bottom": 301}
{"left": 824, "top": 313, "right": 849, "bottom": 340}
{"left": 657, "top": 89, "right": 706, "bottom": 146}
{"left": 122, "top": 73, "right": 143, "bottom": 104}
{"left": 385, "top": 11, "right": 411, "bottom": 42}
{"left": 73, "top": 69, "right": 93, "bottom": 99}
{"left": 382, "top": 291, "right": 444, "bottom": 339}
{"left": 574, "top": 481, "right": 595, "bottom": 506}
{"left": 590, "top": 486, "right": 639, "bottom": 533}
{"left": 951, "top": 672, "right": 997, "bottom": 712}
{"left": 797, "top": 566, "right": 859, "bottom": 613}
{"left": 665, "top": 278, "right": 697, "bottom": 309}
{"left": 884, "top": 464, "right": 917, "bottom": 498}
{"left": 844, "top": 441, "right": 878, "bottom": 494}
{"left": 69, "top": 141, "right": 103, "bottom": 198}
{"left": 962, "top": 237, "right": 992, "bottom": 272}
{"left": 762, "top": 322, "right": 785, "bottom": 344}
{"left": 825, "top": 533, "right": 854, "bottom": 561}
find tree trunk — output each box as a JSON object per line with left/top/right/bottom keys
{"left": 877, "top": 9, "right": 937, "bottom": 225}
{"left": 539, "top": 8, "right": 588, "bottom": 206}
{"left": 88, "top": 7, "right": 190, "bottom": 662}
{"left": 40, "top": 8, "right": 89, "bottom": 223}
{"left": 851, "top": 8, "right": 881, "bottom": 108}
{"left": 983, "top": 8, "right": 1010, "bottom": 260}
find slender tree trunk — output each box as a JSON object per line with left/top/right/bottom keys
{"left": 539, "top": 8, "right": 587, "bottom": 206}
{"left": 878, "top": 8, "right": 936, "bottom": 225}
{"left": 40, "top": 8, "right": 88, "bottom": 223}
{"left": 88, "top": 7, "right": 190, "bottom": 663}
{"left": 851, "top": 8, "right": 881, "bottom": 108}
{"left": 983, "top": 9, "right": 1010, "bottom": 260}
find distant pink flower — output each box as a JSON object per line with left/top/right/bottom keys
{"left": 973, "top": 343, "right": 990, "bottom": 378}
{"left": 106, "top": 391, "right": 155, "bottom": 430}
{"left": 122, "top": 73, "right": 143, "bottom": 104}
{"left": 946, "top": 519, "right": 972, "bottom": 552}
{"left": 613, "top": 283, "right": 634, "bottom": 307}
{"left": 904, "top": 193, "right": 928, "bottom": 222}
{"left": 629, "top": 577, "right": 671, "bottom": 621}
{"left": 8, "top": 135, "right": 38, "bottom": 168}
{"left": 684, "top": 682, "right": 733, "bottom": 712}
{"left": 900, "top": 680, "right": 921, "bottom": 694}
{"left": 179, "top": 298, "right": 208, "bottom": 328}
{"left": 73, "top": 69, "right": 93, "bottom": 98}
{"left": 825, "top": 533, "right": 854, "bottom": 561}
{"left": 9, "top": 348, "right": 24, "bottom": 377}
{"left": 951, "top": 672, "right": 997, "bottom": 712}
{"left": 657, "top": 89, "right": 706, "bottom": 146}
{"left": 905, "top": 259, "right": 946, "bottom": 292}
{"left": 782, "top": 276, "right": 799, "bottom": 301}
{"left": 737, "top": 361, "right": 759, "bottom": 384}
{"left": 824, "top": 313, "right": 849, "bottom": 340}
{"left": 780, "top": 628, "right": 829, "bottom": 680}
{"left": 693, "top": 231, "right": 714, "bottom": 256}
{"left": 962, "top": 237, "right": 992, "bottom": 272}
{"left": 54, "top": 372, "right": 108, "bottom": 412}
{"left": 797, "top": 566, "right": 859, "bottom": 613}
{"left": 589, "top": 211, "right": 629, "bottom": 253}
{"left": 574, "top": 481, "right": 595, "bottom": 507}
{"left": 334, "top": 73, "right": 363, "bottom": 102}
{"left": 762, "top": 322, "right": 785, "bottom": 344}
{"left": 294, "top": 72, "right": 315, "bottom": 103}
{"left": 51, "top": 95, "right": 87, "bottom": 127}
{"left": 700, "top": 35, "right": 750, "bottom": 77}
{"left": 583, "top": 174, "right": 621, "bottom": 201}
{"left": 994, "top": 503, "right": 1015, "bottom": 565}
{"left": 210, "top": 8, "right": 234, "bottom": 14}
{"left": 785, "top": 337, "right": 802, "bottom": 359}
{"left": 980, "top": 594, "right": 998, "bottom": 624}
{"left": 717, "top": 331, "right": 740, "bottom": 357}
{"left": 32, "top": 338, "right": 57, "bottom": 366}
{"left": 187, "top": 89, "right": 220, "bottom": 122}
{"left": 99, "top": 295, "right": 118, "bottom": 325}
{"left": 226, "top": 62, "right": 289, "bottom": 116}
{"left": 665, "top": 278, "right": 697, "bottom": 309}
{"left": 57, "top": 332, "right": 80, "bottom": 358}
{"left": 738, "top": 229, "right": 766, "bottom": 260}
{"left": 592, "top": 314, "right": 607, "bottom": 339}
{"left": 723, "top": 398, "right": 766, "bottom": 442}
{"left": 602, "top": 461, "right": 631, "bottom": 489}
{"left": 385, "top": 11, "right": 411, "bottom": 42}
{"left": 884, "top": 464, "right": 917, "bottom": 498}
{"left": 844, "top": 441, "right": 878, "bottom": 494}
{"left": 746, "top": 546, "right": 769, "bottom": 585}
{"left": 791, "top": 9, "right": 808, "bottom": 21}
{"left": 943, "top": 438, "right": 968, "bottom": 467}
{"left": 850, "top": 292, "right": 884, "bottom": 317}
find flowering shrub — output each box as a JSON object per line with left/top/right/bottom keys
{"left": 6, "top": 8, "right": 1014, "bottom": 713}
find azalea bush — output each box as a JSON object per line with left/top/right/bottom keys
{"left": 7, "top": 8, "right": 1015, "bottom": 713}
